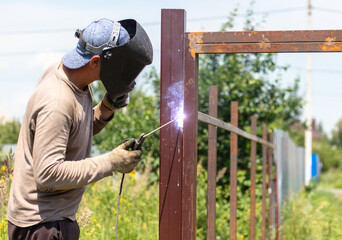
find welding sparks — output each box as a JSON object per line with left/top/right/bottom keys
{"left": 176, "top": 106, "right": 185, "bottom": 128}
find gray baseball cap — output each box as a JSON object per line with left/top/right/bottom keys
{"left": 62, "top": 18, "right": 130, "bottom": 69}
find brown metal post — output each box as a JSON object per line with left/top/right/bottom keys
{"left": 160, "top": 9, "right": 186, "bottom": 240}
{"left": 207, "top": 86, "right": 218, "bottom": 240}
{"left": 230, "top": 102, "right": 238, "bottom": 240}
{"left": 183, "top": 13, "right": 199, "bottom": 240}
{"left": 261, "top": 125, "right": 268, "bottom": 240}
{"left": 268, "top": 131, "right": 274, "bottom": 239}
{"left": 250, "top": 116, "right": 257, "bottom": 240}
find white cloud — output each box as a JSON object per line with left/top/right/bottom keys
{"left": 26, "top": 51, "right": 63, "bottom": 70}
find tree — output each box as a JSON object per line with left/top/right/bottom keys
{"left": 92, "top": 6, "right": 304, "bottom": 187}
{"left": 331, "top": 118, "right": 342, "bottom": 147}
{"left": 0, "top": 119, "right": 21, "bottom": 145}
{"left": 91, "top": 81, "right": 160, "bottom": 178}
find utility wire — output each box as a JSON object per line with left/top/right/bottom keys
{"left": 313, "top": 6, "right": 342, "bottom": 15}
{"left": 0, "top": 7, "right": 308, "bottom": 36}
{"left": 2, "top": 6, "right": 342, "bottom": 57}
{"left": 289, "top": 66, "right": 342, "bottom": 75}
{"left": 2, "top": 6, "right": 342, "bottom": 36}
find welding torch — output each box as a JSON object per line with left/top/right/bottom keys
{"left": 114, "top": 116, "right": 181, "bottom": 239}
{"left": 132, "top": 117, "right": 180, "bottom": 150}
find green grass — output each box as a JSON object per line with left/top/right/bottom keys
{"left": 281, "top": 170, "right": 342, "bottom": 240}
{"left": 318, "top": 169, "right": 342, "bottom": 189}
{"left": 78, "top": 171, "right": 159, "bottom": 240}
{"left": 3, "top": 158, "right": 342, "bottom": 239}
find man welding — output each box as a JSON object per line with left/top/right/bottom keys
{"left": 7, "top": 18, "right": 153, "bottom": 239}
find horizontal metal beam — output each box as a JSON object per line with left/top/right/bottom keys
{"left": 186, "top": 30, "right": 342, "bottom": 54}
{"left": 189, "top": 30, "right": 342, "bottom": 43}
{"left": 198, "top": 111, "right": 273, "bottom": 148}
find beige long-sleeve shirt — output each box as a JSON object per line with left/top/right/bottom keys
{"left": 8, "top": 63, "right": 113, "bottom": 227}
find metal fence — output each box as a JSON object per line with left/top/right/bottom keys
{"left": 274, "top": 130, "right": 305, "bottom": 223}
{"left": 198, "top": 86, "right": 278, "bottom": 240}
{"left": 159, "top": 8, "right": 342, "bottom": 240}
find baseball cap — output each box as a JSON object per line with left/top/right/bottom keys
{"left": 62, "top": 18, "right": 130, "bottom": 69}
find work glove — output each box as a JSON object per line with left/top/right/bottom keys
{"left": 102, "top": 92, "right": 130, "bottom": 111}
{"left": 108, "top": 139, "right": 142, "bottom": 173}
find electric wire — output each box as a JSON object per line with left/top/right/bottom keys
{"left": 159, "top": 127, "right": 181, "bottom": 226}
{"left": 114, "top": 119, "right": 181, "bottom": 238}
{"left": 0, "top": 7, "right": 309, "bottom": 36}
{"left": 2, "top": 6, "right": 342, "bottom": 57}
{"left": 115, "top": 173, "right": 125, "bottom": 240}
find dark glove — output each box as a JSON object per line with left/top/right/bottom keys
{"left": 102, "top": 93, "right": 130, "bottom": 111}
{"left": 108, "top": 139, "right": 142, "bottom": 173}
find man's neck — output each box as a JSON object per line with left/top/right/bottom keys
{"left": 58, "top": 62, "right": 92, "bottom": 90}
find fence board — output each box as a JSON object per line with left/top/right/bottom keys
{"left": 207, "top": 86, "right": 218, "bottom": 239}
{"left": 229, "top": 102, "right": 238, "bottom": 240}
{"left": 250, "top": 116, "right": 257, "bottom": 240}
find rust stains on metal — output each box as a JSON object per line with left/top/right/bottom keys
{"left": 321, "top": 36, "right": 339, "bottom": 50}
{"left": 326, "top": 36, "right": 336, "bottom": 45}
{"left": 257, "top": 34, "right": 271, "bottom": 49}
{"left": 188, "top": 32, "right": 203, "bottom": 58}
{"left": 320, "top": 42, "right": 342, "bottom": 51}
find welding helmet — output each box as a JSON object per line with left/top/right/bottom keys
{"left": 100, "top": 19, "right": 153, "bottom": 100}
{"left": 65, "top": 18, "right": 153, "bottom": 100}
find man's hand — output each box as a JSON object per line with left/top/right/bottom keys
{"left": 102, "top": 93, "right": 130, "bottom": 111}
{"left": 108, "top": 139, "right": 142, "bottom": 173}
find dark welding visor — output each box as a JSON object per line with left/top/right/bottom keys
{"left": 100, "top": 19, "right": 153, "bottom": 100}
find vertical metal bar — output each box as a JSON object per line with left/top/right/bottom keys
{"left": 183, "top": 23, "right": 199, "bottom": 240}
{"left": 230, "top": 102, "right": 238, "bottom": 240}
{"left": 268, "top": 131, "right": 274, "bottom": 239}
{"left": 250, "top": 116, "right": 257, "bottom": 240}
{"left": 160, "top": 9, "right": 185, "bottom": 240}
{"left": 261, "top": 125, "right": 268, "bottom": 240}
{"left": 207, "top": 86, "right": 218, "bottom": 240}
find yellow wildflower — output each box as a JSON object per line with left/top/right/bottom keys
{"left": 1, "top": 165, "right": 5, "bottom": 171}
{"left": 128, "top": 170, "right": 136, "bottom": 178}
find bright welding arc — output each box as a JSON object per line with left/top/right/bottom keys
{"left": 176, "top": 105, "right": 185, "bottom": 128}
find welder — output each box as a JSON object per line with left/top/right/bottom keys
{"left": 7, "top": 18, "right": 153, "bottom": 240}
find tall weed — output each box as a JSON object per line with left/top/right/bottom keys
{"left": 281, "top": 189, "right": 342, "bottom": 239}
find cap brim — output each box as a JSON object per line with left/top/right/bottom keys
{"left": 61, "top": 48, "right": 93, "bottom": 69}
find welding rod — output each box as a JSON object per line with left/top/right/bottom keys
{"left": 144, "top": 117, "right": 180, "bottom": 138}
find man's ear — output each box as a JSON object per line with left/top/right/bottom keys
{"left": 89, "top": 55, "right": 101, "bottom": 69}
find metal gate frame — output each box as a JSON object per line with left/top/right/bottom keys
{"left": 159, "top": 8, "right": 342, "bottom": 240}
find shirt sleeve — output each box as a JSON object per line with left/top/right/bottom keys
{"left": 32, "top": 109, "right": 113, "bottom": 192}
{"left": 93, "top": 103, "right": 114, "bottom": 135}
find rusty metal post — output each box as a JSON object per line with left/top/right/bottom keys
{"left": 261, "top": 125, "right": 268, "bottom": 240}
{"left": 230, "top": 102, "right": 238, "bottom": 240}
{"left": 268, "top": 131, "right": 274, "bottom": 239}
{"left": 250, "top": 116, "right": 257, "bottom": 240}
{"left": 183, "top": 12, "right": 199, "bottom": 240}
{"left": 207, "top": 86, "right": 218, "bottom": 240}
{"left": 160, "top": 9, "right": 186, "bottom": 240}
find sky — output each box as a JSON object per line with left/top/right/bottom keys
{"left": 0, "top": 0, "right": 342, "bottom": 134}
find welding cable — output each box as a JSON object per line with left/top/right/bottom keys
{"left": 115, "top": 173, "right": 125, "bottom": 240}
{"left": 159, "top": 127, "right": 181, "bottom": 226}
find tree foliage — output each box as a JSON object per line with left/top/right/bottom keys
{"left": 91, "top": 6, "right": 304, "bottom": 186}
{"left": 0, "top": 119, "right": 21, "bottom": 145}
{"left": 331, "top": 118, "right": 342, "bottom": 147}
{"left": 91, "top": 81, "right": 160, "bottom": 180}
